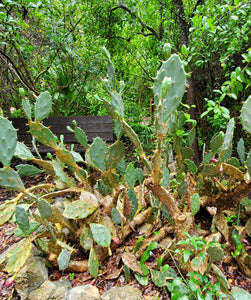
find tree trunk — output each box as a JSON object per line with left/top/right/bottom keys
{"left": 173, "top": 0, "right": 200, "bottom": 165}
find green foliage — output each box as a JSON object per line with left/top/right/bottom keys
{"left": 128, "top": 236, "right": 230, "bottom": 299}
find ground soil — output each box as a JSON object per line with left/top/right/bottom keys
{"left": 0, "top": 173, "right": 250, "bottom": 300}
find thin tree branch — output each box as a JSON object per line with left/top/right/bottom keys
{"left": 34, "top": 48, "right": 60, "bottom": 84}
{"left": 12, "top": 42, "right": 36, "bottom": 90}
{"left": 0, "top": 49, "right": 39, "bottom": 95}
{"left": 111, "top": 1, "right": 162, "bottom": 41}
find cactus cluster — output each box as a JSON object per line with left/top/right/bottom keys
{"left": 0, "top": 45, "right": 250, "bottom": 290}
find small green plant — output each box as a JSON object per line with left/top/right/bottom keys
{"left": 130, "top": 234, "right": 229, "bottom": 299}
{"left": 231, "top": 228, "right": 244, "bottom": 258}
{"left": 226, "top": 214, "right": 237, "bottom": 224}
{"left": 69, "top": 273, "right": 75, "bottom": 280}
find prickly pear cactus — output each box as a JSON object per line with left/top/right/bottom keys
{"left": 111, "top": 91, "right": 124, "bottom": 118}
{"left": 207, "top": 245, "right": 224, "bottom": 262}
{"left": 14, "top": 142, "right": 34, "bottom": 160}
{"left": 222, "top": 118, "right": 235, "bottom": 152}
{"left": 163, "top": 43, "right": 172, "bottom": 60}
{"left": 105, "top": 141, "right": 125, "bottom": 170}
{"left": 28, "top": 121, "right": 59, "bottom": 148}
{"left": 240, "top": 95, "right": 251, "bottom": 134}
{"left": 38, "top": 199, "right": 52, "bottom": 219}
{"left": 89, "top": 137, "right": 108, "bottom": 171}
{"left": 0, "top": 117, "right": 17, "bottom": 167}
{"left": 210, "top": 132, "right": 225, "bottom": 155}
{"left": 35, "top": 91, "right": 52, "bottom": 122}
{"left": 22, "top": 98, "right": 32, "bottom": 120}
{"left": 0, "top": 167, "right": 24, "bottom": 191}
{"left": 153, "top": 54, "right": 186, "bottom": 124}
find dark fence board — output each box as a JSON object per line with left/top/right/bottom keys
{"left": 9, "top": 116, "right": 114, "bottom": 152}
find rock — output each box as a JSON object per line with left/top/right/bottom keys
{"left": 101, "top": 286, "right": 142, "bottom": 300}
{"left": 15, "top": 256, "right": 48, "bottom": 300}
{"left": 28, "top": 279, "right": 72, "bottom": 300}
{"left": 51, "top": 197, "right": 65, "bottom": 213}
{"left": 66, "top": 284, "right": 101, "bottom": 300}
{"left": 206, "top": 206, "right": 217, "bottom": 216}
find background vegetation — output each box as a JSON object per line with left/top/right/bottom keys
{"left": 0, "top": 0, "right": 250, "bottom": 151}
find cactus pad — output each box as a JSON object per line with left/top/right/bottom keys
{"left": 207, "top": 245, "right": 224, "bottom": 262}
{"left": 125, "top": 163, "right": 136, "bottom": 189}
{"left": 14, "top": 142, "right": 34, "bottom": 160}
{"left": 0, "top": 117, "right": 17, "bottom": 167}
{"left": 16, "top": 164, "right": 43, "bottom": 176}
{"left": 58, "top": 249, "right": 71, "bottom": 271}
{"left": 163, "top": 43, "right": 171, "bottom": 60}
{"left": 237, "top": 138, "right": 245, "bottom": 164}
{"left": 63, "top": 199, "right": 98, "bottom": 219}
{"left": 240, "top": 95, "right": 251, "bottom": 133}
{"left": 89, "top": 137, "right": 108, "bottom": 171}
{"left": 111, "top": 91, "right": 124, "bottom": 117}
{"left": 105, "top": 141, "right": 125, "bottom": 170}
{"left": 153, "top": 54, "right": 186, "bottom": 122}
{"left": 35, "top": 91, "right": 52, "bottom": 121}
{"left": 22, "top": 98, "right": 32, "bottom": 120}
{"left": 90, "top": 223, "right": 111, "bottom": 247}
{"left": 0, "top": 199, "right": 17, "bottom": 225}
{"left": 210, "top": 132, "right": 225, "bottom": 155}
{"left": 74, "top": 126, "right": 88, "bottom": 149}
{"left": 0, "top": 168, "right": 24, "bottom": 191}
{"left": 222, "top": 118, "right": 235, "bottom": 151}
{"left": 80, "top": 225, "right": 93, "bottom": 250}
{"left": 191, "top": 193, "right": 200, "bottom": 215}
{"left": 38, "top": 199, "right": 52, "bottom": 219}
{"left": 29, "top": 121, "right": 58, "bottom": 148}
{"left": 88, "top": 247, "right": 99, "bottom": 278}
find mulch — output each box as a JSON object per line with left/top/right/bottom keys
{"left": 0, "top": 173, "right": 250, "bottom": 300}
